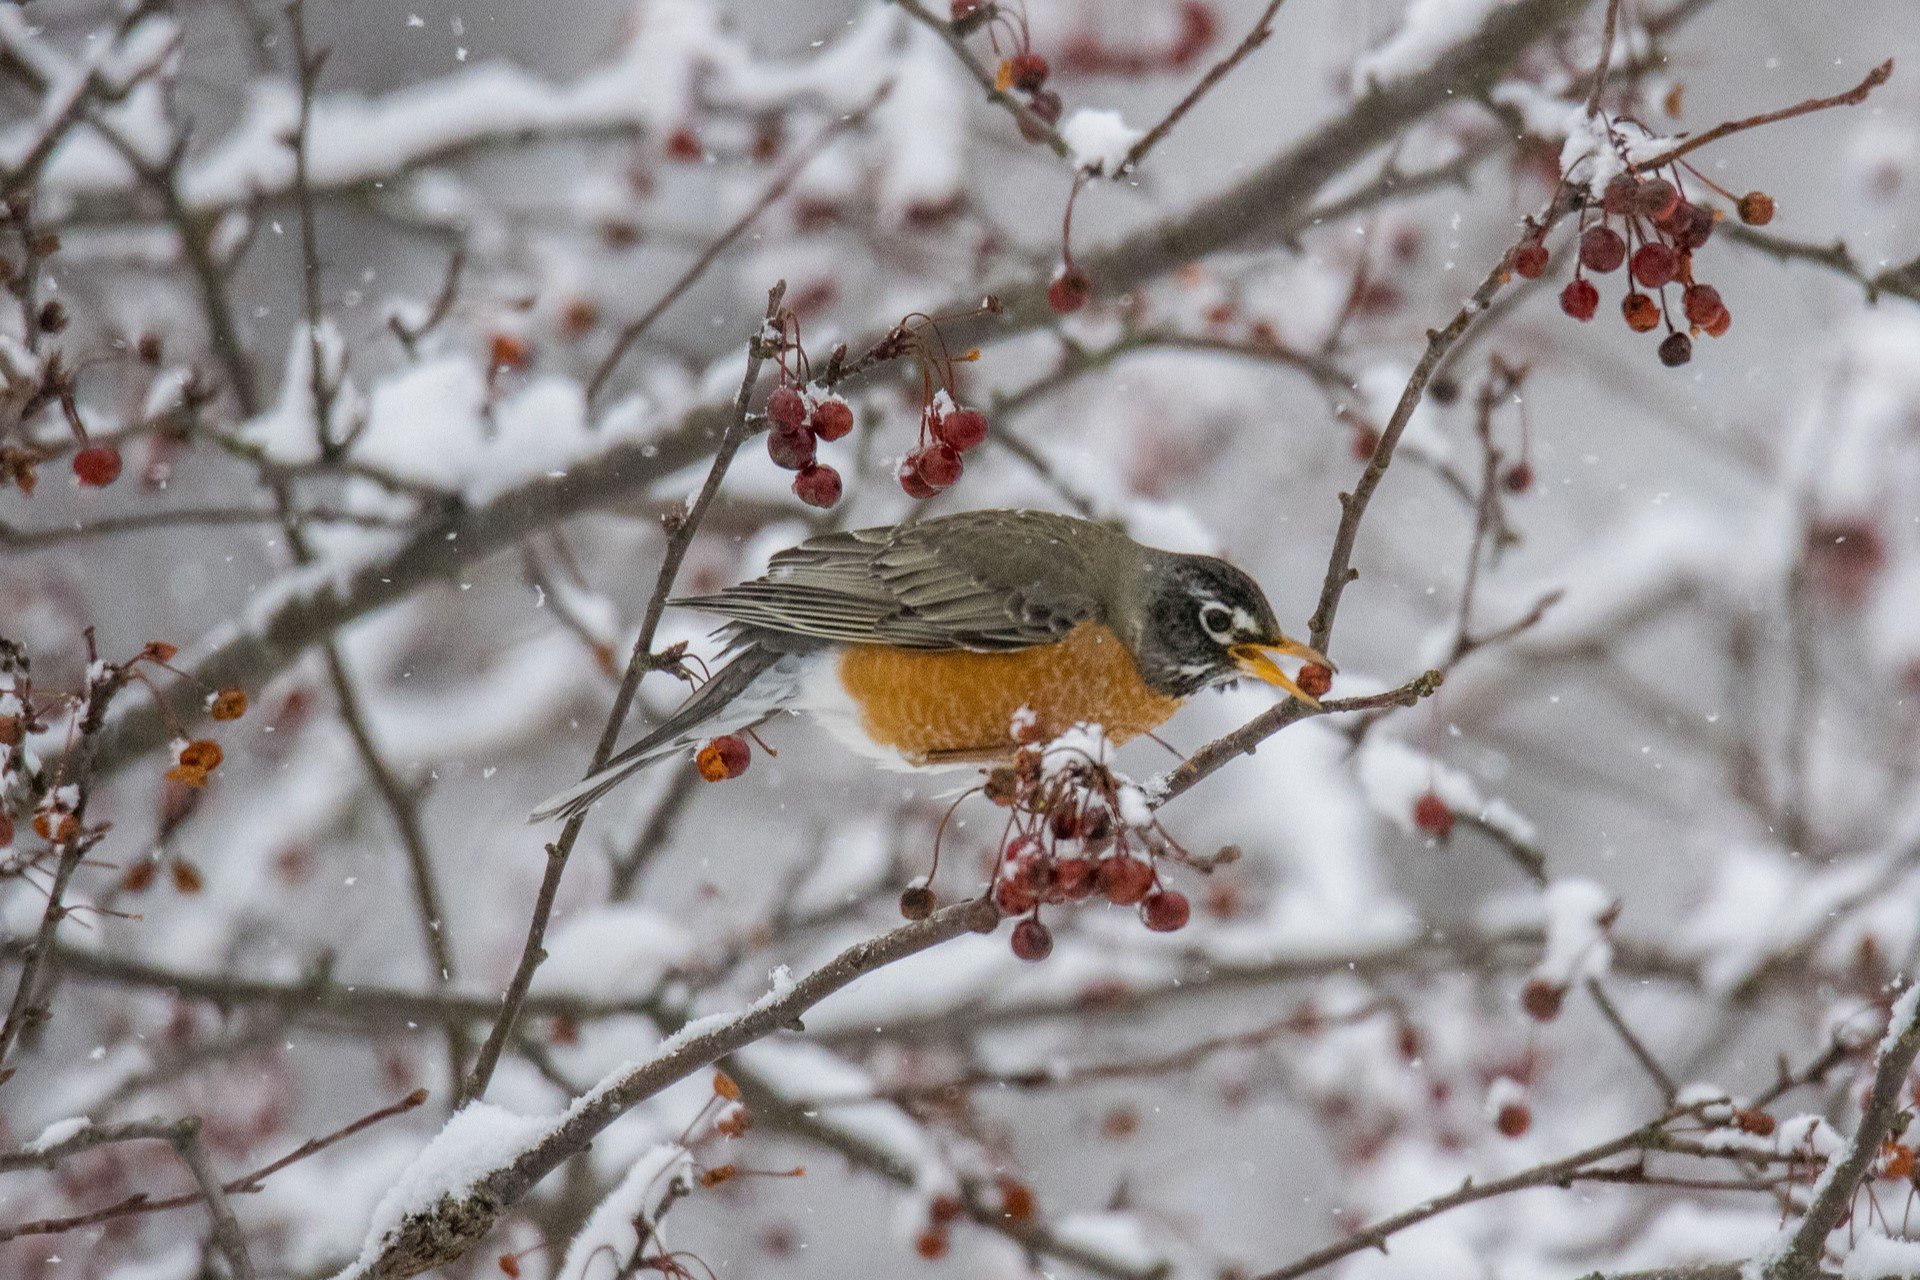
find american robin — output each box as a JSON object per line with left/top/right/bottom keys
{"left": 530, "top": 509, "right": 1327, "bottom": 822}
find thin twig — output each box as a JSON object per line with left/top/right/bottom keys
{"left": 1629, "top": 59, "right": 1894, "bottom": 173}
{"left": 1585, "top": 0, "right": 1625, "bottom": 116}
{"left": 1116, "top": 0, "right": 1291, "bottom": 176}
{"left": 169, "top": 1119, "right": 258, "bottom": 1280}
{"left": 1586, "top": 976, "right": 1680, "bottom": 1103}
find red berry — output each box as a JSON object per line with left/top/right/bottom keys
{"left": 898, "top": 461, "right": 937, "bottom": 499}
{"left": 1559, "top": 278, "right": 1599, "bottom": 322}
{"left": 1601, "top": 174, "right": 1640, "bottom": 216}
{"left": 665, "top": 127, "right": 704, "bottom": 162}
{"left": 1055, "top": 857, "right": 1097, "bottom": 900}
{"left": 1048, "top": 269, "right": 1090, "bottom": 314}
{"left": 1502, "top": 461, "right": 1534, "bottom": 493}
{"left": 767, "top": 423, "right": 816, "bottom": 471}
{"left": 950, "top": 0, "right": 984, "bottom": 17}
{"left": 1703, "top": 307, "right": 1731, "bottom": 338}
{"left": 1141, "top": 889, "right": 1190, "bottom": 932}
{"left": 1096, "top": 857, "right": 1155, "bottom": 905}
{"left": 1008, "top": 52, "right": 1050, "bottom": 91}
{"left": 1295, "top": 662, "right": 1333, "bottom": 699}
{"left": 1665, "top": 202, "right": 1715, "bottom": 250}
{"left": 768, "top": 386, "right": 807, "bottom": 430}
{"left": 1010, "top": 917, "right": 1053, "bottom": 961}
{"left": 1682, "top": 283, "right": 1724, "bottom": 328}
{"left": 792, "top": 462, "right": 842, "bottom": 508}
{"left": 695, "top": 734, "right": 751, "bottom": 781}
{"left": 912, "top": 443, "right": 963, "bottom": 489}
{"left": 1510, "top": 242, "right": 1548, "bottom": 279}
{"left": 1578, "top": 226, "right": 1626, "bottom": 273}
{"left": 915, "top": 1229, "right": 950, "bottom": 1260}
{"left": 995, "top": 876, "right": 1038, "bottom": 915}
{"left": 936, "top": 407, "right": 988, "bottom": 452}
{"left": 1412, "top": 792, "right": 1453, "bottom": 838}
{"left": 72, "top": 444, "right": 122, "bottom": 487}
{"left": 1658, "top": 332, "right": 1692, "bottom": 367}
{"left": 1634, "top": 177, "right": 1679, "bottom": 220}
{"left": 1496, "top": 1102, "right": 1531, "bottom": 1138}
{"left": 1737, "top": 191, "right": 1775, "bottom": 225}
{"left": 811, "top": 398, "right": 853, "bottom": 441}
{"left": 1630, "top": 242, "right": 1679, "bottom": 289}
{"left": 1520, "top": 978, "right": 1564, "bottom": 1022}
{"left": 1621, "top": 292, "right": 1661, "bottom": 333}
{"left": 1350, "top": 425, "right": 1381, "bottom": 461}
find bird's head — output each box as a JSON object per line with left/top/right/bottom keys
{"left": 1130, "top": 553, "right": 1330, "bottom": 702}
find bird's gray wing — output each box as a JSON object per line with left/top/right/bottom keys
{"left": 671, "top": 511, "right": 1107, "bottom": 651}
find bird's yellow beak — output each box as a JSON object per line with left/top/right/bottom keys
{"left": 1230, "top": 638, "right": 1333, "bottom": 707}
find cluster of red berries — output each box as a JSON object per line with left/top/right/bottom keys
{"left": 902, "top": 732, "right": 1191, "bottom": 960}
{"left": 765, "top": 383, "right": 853, "bottom": 508}
{"left": 1518, "top": 169, "right": 1772, "bottom": 367}
{"left": 899, "top": 392, "right": 989, "bottom": 499}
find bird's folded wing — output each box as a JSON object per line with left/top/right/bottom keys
{"left": 672, "top": 521, "right": 1098, "bottom": 651}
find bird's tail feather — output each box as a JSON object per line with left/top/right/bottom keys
{"left": 527, "top": 647, "right": 784, "bottom": 824}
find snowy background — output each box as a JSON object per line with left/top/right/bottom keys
{"left": 5, "top": 0, "right": 1920, "bottom": 1278}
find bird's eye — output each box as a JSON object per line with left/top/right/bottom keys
{"left": 1198, "top": 601, "right": 1235, "bottom": 643}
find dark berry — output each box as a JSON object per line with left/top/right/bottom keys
{"left": 1559, "top": 278, "right": 1599, "bottom": 321}
{"left": 768, "top": 386, "right": 807, "bottom": 430}
{"left": 1510, "top": 242, "right": 1548, "bottom": 279}
{"left": 900, "top": 885, "right": 936, "bottom": 920}
{"left": 1737, "top": 191, "right": 1775, "bottom": 225}
{"left": 1496, "top": 1102, "right": 1531, "bottom": 1138}
{"left": 766, "top": 423, "right": 816, "bottom": 471}
{"left": 1027, "top": 89, "right": 1064, "bottom": 124}
{"left": 1601, "top": 174, "right": 1639, "bottom": 216}
{"left": 792, "top": 462, "right": 842, "bottom": 508}
{"left": 1667, "top": 202, "right": 1715, "bottom": 250}
{"left": 1096, "top": 857, "right": 1154, "bottom": 905}
{"left": 1658, "top": 331, "right": 1692, "bottom": 367}
{"left": 1634, "top": 177, "right": 1679, "bottom": 220}
{"left": 811, "top": 398, "right": 853, "bottom": 441}
{"left": 1621, "top": 292, "right": 1661, "bottom": 333}
{"left": 1502, "top": 461, "right": 1534, "bottom": 493}
{"left": 1141, "top": 889, "right": 1190, "bottom": 932}
{"left": 72, "top": 445, "right": 122, "bottom": 487}
{"left": 1578, "top": 225, "right": 1626, "bottom": 273}
{"left": 912, "top": 443, "right": 964, "bottom": 489}
{"left": 1010, "top": 917, "right": 1053, "bottom": 961}
{"left": 936, "top": 407, "right": 988, "bottom": 451}
{"left": 1412, "top": 792, "right": 1453, "bottom": 838}
{"left": 1521, "top": 978, "right": 1564, "bottom": 1022}
{"left": 1630, "top": 242, "right": 1679, "bottom": 289}
{"left": 1048, "top": 269, "right": 1090, "bottom": 314}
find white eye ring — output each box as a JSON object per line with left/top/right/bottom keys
{"left": 1198, "top": 601, "right": 1235, "bottom": 642}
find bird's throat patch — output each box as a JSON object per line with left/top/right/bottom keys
{"left": 836, "top": 622, "right": 1183, "bottom": 764}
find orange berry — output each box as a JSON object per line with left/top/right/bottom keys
{"left": 208, "top": 687, "right": 248, "bottom": 721}
{"left": 695, "top": 734, "right": 751, "bottom": 782}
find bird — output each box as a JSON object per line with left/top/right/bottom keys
{"left": 530, "top": 509, "right": 1328, "bottom": 823}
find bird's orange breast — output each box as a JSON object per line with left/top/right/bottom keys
{"left": 836, "top": 622, "right": 1183, "bottom": 763}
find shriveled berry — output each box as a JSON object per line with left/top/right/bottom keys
{"left": 1521, "top": 978, "right": 1564, "bottom": 1022}
{"left": 1495, "top": 1102, "right": 1531, "bottom": 1138}
{"left": 1010, "top": 917, "right": 1054, "bottom": 962}
{"left": 1096, "top": 856, "right": 1155, "bottom": 905}
{"left": 695, "top": 734, "right": 751, "bottom": 781}
{"left": 766, "top": 424, "right": 816, "bottom": 471}
{"left": 1055, "top": 857, "right": 1097, "bottom": 900}
{"left": 1634, "top": 177, "right": 1679, "bottom": 220}
{"left": 1578, "top": 225, "right": 1626, "bottom": 273}
{"left": 208, "top": 687, "right": 248, "bottom": 721}
{"left": 73, "top": 445, "right": 122, "bottom": 487}
{"left": 1008, "top": 52, "right": 1050, "bottom": 92}
{"left": 1048, "top": 269, "right": 1091, "bottom": 313}
{"left": 1295, "top": 663, "right": 1333, "bottom": 699}
{"left": 1601, "top": 174, "right": 1640, "bottom": 216}
{"left": 1630, "top": 242, "right": 1679, "bottom": 289}
{"left": 1142, "top": 889, "right": 1190, "bottom": 932}
{"left": 1502, "top": 461, "right": 1534, "bottom": 493}
{"left": 1737, "top": 190, "right": 1775, "bottom": 225}
{"left": 913, "top": 443, "right": 964, "bottom": 489}
{"left": 792, "top": 462, "right": 842, "bottom": 508}
{"left": 1682, "top": 283, "right": 1724, "bottom": 328}
{"left": 1621, "top": 292, "right": 1661, "bottom": 333}
{"left": 1559, "top": 278, "right": 1599, "bottom": 321}
{"left": 1658, "top": 331, "right": 1693, "bottom": 367}
{"left": 898, "top": 461, "right": 938, "bottom": 499}
{"left": 1666, "top": 202, "right": 1715, "bottom": 250}
{"left": 899, "top": 885, "right": 936, "bottom": 920}
{"left": 1734, "top": 1108, "right": 1776, "bottom": 1137}
{"left": 995, "top": 875, "right": 1038, "bottom": 916}
{"left": 768, "top": 386, "right": 808, "bottom": 430}
{"left": 1510, "top": 242, "right": 1548, "bottom": 279}
{"left": 811, "top": 397, "right": 853, "bottom": 441}
{"left": 1412, "top": 792, "right": 1453, "bottom": 838}
{"left": 936, "top": 407, "right": 988, "bottom": 451}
